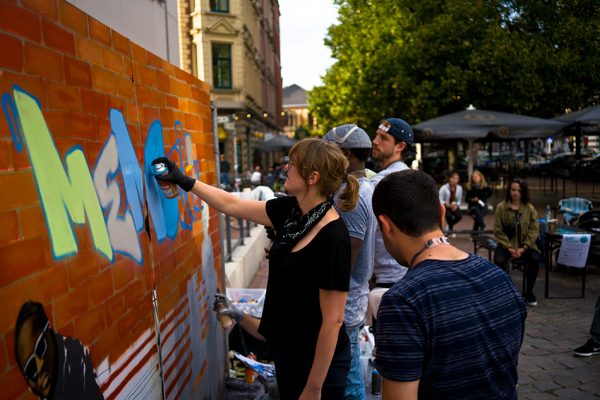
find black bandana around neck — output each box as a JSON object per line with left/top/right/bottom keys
{"left": 279, "top": 199, "right": 332, "bottom": 249}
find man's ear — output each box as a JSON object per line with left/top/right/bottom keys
{"left": 378, "top": 214, "right": 394, "bottom": 237}
{"left": 394, "top": 141, "right": 407, "bottom": 155}
{"left": 342, "top": 148, "right": 351, "bottom": 159}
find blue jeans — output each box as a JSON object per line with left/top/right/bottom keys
{"left": 220, "top": 172, "right": 230, "bottom": 187}
{"left": 345, "top": 325, "right": 367, "bottom": 400}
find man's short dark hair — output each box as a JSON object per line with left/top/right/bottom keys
{"left": 373, "top": 170, "right": 442, "bottom": 237}
{"left": 349, "top": 148, "right": 372, "bottom": 162}
{"left": 14, "top": 301, "right": 48, "bottom": 369}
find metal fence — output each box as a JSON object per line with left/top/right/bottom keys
{"left": 221, "top": 214, "right": 257, "bottom": 262}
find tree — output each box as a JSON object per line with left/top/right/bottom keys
{"left": 309, "top": 0, "right": 600, "bottom": 134}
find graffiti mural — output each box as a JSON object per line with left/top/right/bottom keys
{"left": 15, "top": 302, "right": 104, "bottom": 399}
{"left": 92, "top": 110, "right": 146, "bottom": 263}
{"left": 3, "top": 86, "right": 204, "bottom": 263}
{"left": 3, "top": 87, "right": 113, "bottom": 261}
{"left": 2, "top": 84, "right": 223, "bottom": 398}
{"left": 0, "top": 3, "right": 224, "bottom": 397}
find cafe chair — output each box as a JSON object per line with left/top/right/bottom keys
{"left": 558, "top": 197, "right": 593, "bottom": 226}
{"left": 509, "top": 258, "right": 529, "bottom": 294}
{"left": 575, "top": 210, "right": 600, "bottom": 234}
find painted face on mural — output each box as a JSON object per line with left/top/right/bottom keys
{"left": 16, "top": 317, "right": 57, "bottom": 398}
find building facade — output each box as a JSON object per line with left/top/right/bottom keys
{"left": 180, "top": 0, "right": 283, "bottom": 177}
{"left": 283, "top": 84, "right": 317, "bottom": 138}
{"left": 67, "top": 0, "right": 180, "bottom": 66}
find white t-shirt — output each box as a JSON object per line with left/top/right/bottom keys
{"left": 250, "top": 171, "right": 262, "bottom": 185}
{"left": 370, "top": 161, "right": 409, "bottom": 284}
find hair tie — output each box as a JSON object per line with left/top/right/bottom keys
{"left": 343, "top": 173, "right": 348, "bottom": 181}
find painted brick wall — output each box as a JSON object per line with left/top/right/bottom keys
{"left": 0, "top": 1, "right": 225, "bottom": 399}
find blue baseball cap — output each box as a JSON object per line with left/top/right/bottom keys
{"left": 379, "top": 118, "right": 414, "bottom": 146}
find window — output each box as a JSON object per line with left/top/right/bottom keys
{"left": 210, "top": 0, "right": 229, "bottom": 13}
{"left": 212, "top": 43, "right": 232, "bottom": 89}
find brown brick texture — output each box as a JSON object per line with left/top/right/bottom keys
{"left": 0, "top": 1, "right": 222, "bottom": 398}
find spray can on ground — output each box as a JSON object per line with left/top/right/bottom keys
{"left": 371, "top": 369, "right": 382, "bottom": 395}
{"left": 151, "top": 162, "right": 179, "bottom": 199}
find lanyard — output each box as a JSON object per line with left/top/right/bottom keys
{"left": 409, "top": 236, "right": 450, "bottom": 268}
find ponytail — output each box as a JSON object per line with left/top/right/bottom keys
{"left": 336, "top": 174, "right": 359, "bottom": 212}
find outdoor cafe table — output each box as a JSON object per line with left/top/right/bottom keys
{"left": 540, "top": 222, "right": 596, "bottom": 298}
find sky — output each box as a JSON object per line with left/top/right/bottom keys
{"left": 278, "top": 0, "right": 339, "bottom": 90}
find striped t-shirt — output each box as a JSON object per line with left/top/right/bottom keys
{"left": 375, "top": 254, "right": 527, "bottom": 399}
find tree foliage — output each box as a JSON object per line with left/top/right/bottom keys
{"left": 309, "top": 0, "right": 600, "bottom": 134}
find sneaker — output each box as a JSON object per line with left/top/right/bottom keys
{"left": 574, "top": 338, "right": 600, "bottom": 357}
{"left": 524, "top": 293, "right": 537, "bottom": 307}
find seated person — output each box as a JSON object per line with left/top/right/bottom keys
{"left": 493, "top": 177, "right": 540, "bottom": 306}
{"left": 438, "top": 171, "right": 463, "bottom": 232}
{"left": 465, "top": 170, "right": 493, "bottom": 232}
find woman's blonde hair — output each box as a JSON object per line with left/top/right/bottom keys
{"left": 467, "top": 169, "right": 488, "bottom": 190}
{"left": 288, "top": 137, "right": 359, "bottom": 212}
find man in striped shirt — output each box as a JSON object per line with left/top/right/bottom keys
{"left": 372, "top": 170, "right": 527, "bottom": 400}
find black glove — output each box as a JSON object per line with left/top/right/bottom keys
{"left": 214, "top": 293, "right": 245, "bottom": 322}
{"left": 151, "top": 157, "right": 196, "bottom": 192}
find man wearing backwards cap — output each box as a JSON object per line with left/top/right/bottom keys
{"left": 323, "top": 124, "right": 376, "bottom": 400}
{"left": 368, "top": 118, "right": 414, "bottom": 328}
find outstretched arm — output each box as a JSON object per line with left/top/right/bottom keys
{"left": 152, "top": 157, "right": 272, "bottom": 226}
{"left": 188, "top": 179, "right": 272, "bottom": 226}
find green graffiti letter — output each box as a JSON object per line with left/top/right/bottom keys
{"left": 14, "top": 88, "right": 112, "bottom": 260}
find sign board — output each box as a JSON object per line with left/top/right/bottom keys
{"left": 216, "top": 115, "right": 231, "bottom": 123}
{"left": 224, "top": 122, "right": 235, "bottom": 130}
{"left": 557, "top": 234, "right": 592, "bottom": 268}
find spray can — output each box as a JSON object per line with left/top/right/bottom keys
{"left": 215, "top": 290, "right": 234, "bottom": 329}
{"left": 151, "top": 162, "right": 179, "bottom": 199}
{"left": 371, "top": 369, "right": 382, "bottom": 395}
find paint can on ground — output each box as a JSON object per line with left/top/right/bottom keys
{"left": 372, "top": 369, "right": 382, "bottom": 395}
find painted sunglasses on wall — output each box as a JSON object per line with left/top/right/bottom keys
{"left": 23, "top": 321, "right": 49, "bottom": 381}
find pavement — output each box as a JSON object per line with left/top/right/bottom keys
{"left": 246, "top": 179, "right": 600, "bottom": 399}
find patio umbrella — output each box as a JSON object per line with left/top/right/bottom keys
{"left": 413, "top": 109, "right": 567, "bottom": 176}
{"left": 258, "top": 135, "right": 298, "bottom": 151}
{"left": 553, "top": 104, "right": 600, "bottom": 133}
{"left": 552, "top": 104, "right": 600, "bottom": 160}
{"left": 552, "top": 104, "right": 600, "bottom": 196}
